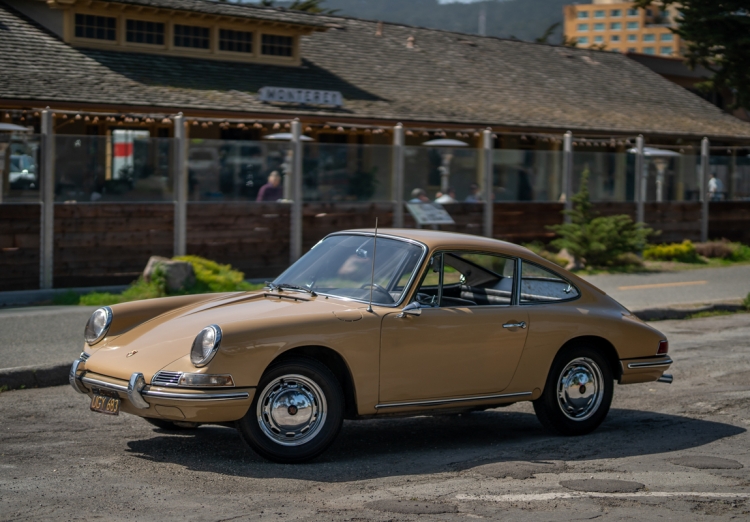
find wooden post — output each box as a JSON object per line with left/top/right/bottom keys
{"left": 482, "top": 129, "right": 493, "bottom": 238}
{"left": 290, "top": 120, "right": 303, "bottom": 263}
{"left": 562, "top": 131, "right": 573, "bottom": 223}
{"left": 700, "top": 137, "right": 709, "bottom": 242}
{"left": 391, "top": 123, "right": 404, "bottom": 228}
{"left": 40, "top": 109, "right": 54, "bottom": 289}
{"left": 173, "top": 113, "right": 187, "bottom": 257}
{"left": 635, "top": 135, "right": 645, "bottom": 224}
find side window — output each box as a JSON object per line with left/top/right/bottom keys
{"left": 414, "top": 251, "right": 516, "bottom": 307}
{"left": 520, "top": 261, "right": 579, "bottom": 304}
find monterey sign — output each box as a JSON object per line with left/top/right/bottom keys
{"left": 258, "top": 86, "right": 344, "bottom": 108}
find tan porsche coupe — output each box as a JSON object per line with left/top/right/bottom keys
{"left": 70, "top": 229, "right": 672, "bottom": 462}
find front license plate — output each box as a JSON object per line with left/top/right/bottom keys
{"left": 90, "top": 394, "right": 120, "bottom": 416}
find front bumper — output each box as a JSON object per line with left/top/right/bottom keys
{"left": 70, "top": 356, "right": 254, "bottom": 423}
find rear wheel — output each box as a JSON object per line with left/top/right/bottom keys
{"left": 533, "top": 344, "right": 613, "bottom": 436}
{"left": 237, "top": 357, "right": 344, "bottom": 463}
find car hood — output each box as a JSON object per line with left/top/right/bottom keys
{"left": 84, "top": 291, "right": 365, "bottom": 382}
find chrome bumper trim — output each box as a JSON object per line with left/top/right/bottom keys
{"left": 80, "top": 373, "right": 250, "bottom": 402}
{"left": 375, "top": 391, "right": 532, "bottom": 409}
{"left": 69, "top": 359, "right": 88, "bottom": 394}
{"left": 627, "top": 358, "right": 673, "bottom": 369}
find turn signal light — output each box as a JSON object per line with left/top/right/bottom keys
{"left": 178, "top": 373, "right": 235, "bottom": 387}
{"left": 657, "top": 340, "right": 669, "bottom": 355}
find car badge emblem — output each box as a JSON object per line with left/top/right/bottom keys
{"left": 126, "top": 350, "right": 138, "bottom": 358}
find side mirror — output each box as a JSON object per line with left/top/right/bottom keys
{"left": 397, "top": 302, "right": 422, "bottom": 318}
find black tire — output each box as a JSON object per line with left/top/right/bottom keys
{"left": 143, "top": 418, "right": 197, "bottom": 430}
{"left": 533, "top": 344, "right": 614, "bottom": 436}
{"left": 237, "top": 357, "right": 344, "bottom": 463}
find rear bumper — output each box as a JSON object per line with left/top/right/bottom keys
{"left": 619, "top": 355, "right": 673, "bottom": 385}
{"left": 70, "top": 357, "right": 254, "bottom": 423}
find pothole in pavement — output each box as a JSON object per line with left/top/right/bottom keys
{"left": 560, "top": 479, "right": 645, "bottom": 493}
{"left": 364, "top": 500, "right": 458, "bottom": 515}
{"left": 669, "top": 456, "right": 744, "bottom": 469}
{"left": 470, "top": 461, "right": 563, "bottom": 480}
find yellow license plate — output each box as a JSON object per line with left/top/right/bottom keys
{"left": 90, "top": 393, "right": 120, "bottom": 416}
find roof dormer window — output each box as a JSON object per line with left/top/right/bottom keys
{"left": 126, "top": 20, "right": 165, "bottom": 46}
{"left": 220, "top": 29, "right": 253, "bottom": 53}
{"left": 174, "top": 24, "right": 210, "bottom": 50}
{"left": 262, "top": 34, "right": 293, "bottom": 57}
{"left": 75, "top": 13, "right": 116, "bottom": 41}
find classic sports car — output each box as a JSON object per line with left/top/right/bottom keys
{"left": 70, "top": 229, "right": 672, "bottom": 463}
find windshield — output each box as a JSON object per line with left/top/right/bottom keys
{"left": 273, "top": 234, "right": 425, "bottom": 306}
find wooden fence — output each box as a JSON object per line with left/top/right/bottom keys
{"left": 1, "top": 201, "right": 749, "bottom": 291}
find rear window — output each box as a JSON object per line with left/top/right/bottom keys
{"left": 520, "top": 261, "right": 579, "bottom": 303}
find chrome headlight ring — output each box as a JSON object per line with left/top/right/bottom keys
{"left": 84, "top": 306, "right": 113, "bottom": 346}
{"left": 190, "top": 325, "right": 223, "bottom": 367}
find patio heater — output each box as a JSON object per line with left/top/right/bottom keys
{"left": 628, "top": 147, "right": 681, "bottom": 202}
{"left": 422, "top": 138, "right": 469, "bottom": 194}
{"left": 263, "top": 132, "right": 313, "bottom": 200}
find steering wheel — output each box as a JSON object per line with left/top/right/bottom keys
{"left": 360, "top": 283, "right": 394, "bottom": 303}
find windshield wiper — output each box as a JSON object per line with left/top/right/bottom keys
{"left": 266, "top": 282, "right": 317, "bottom": 296}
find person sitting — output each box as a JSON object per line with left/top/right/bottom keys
{"left": 409, "top": 188, "right": 430, "bottom": 203}
{"left": 256, "top": 171, "right": 283, "bottom": 202}
{"left": 465, "top": 183, "right": 482, "bottom": 203}
{"left": 435, "top": 187, "right": 457, "bottom": 204}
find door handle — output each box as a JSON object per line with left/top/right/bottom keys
{"left": 503, "top": 321, "right": 526, "bottom": 329}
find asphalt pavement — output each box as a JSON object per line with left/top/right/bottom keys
{"left": 2, "top": 313, "right": 750, "bottom": 520}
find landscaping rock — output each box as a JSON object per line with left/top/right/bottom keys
{"left": 143, "top": 256, "right": 195, "bottom": 292}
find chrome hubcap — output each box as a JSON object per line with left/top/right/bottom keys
{"left": 557, "top": 357, "right": 604, "bottom": 421}
{"left": 257, "top": 374, "right": 327, "bottom": 446}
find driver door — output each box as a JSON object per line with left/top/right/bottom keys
{"left": 379, "top": 252, "right": 529, "bottom": 404}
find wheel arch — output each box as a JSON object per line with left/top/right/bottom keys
{"left": 556, "top": 335, "right": 622, "bottom": 381}
{"left": 269, "top": 345, "right": 359, "bottom": 419}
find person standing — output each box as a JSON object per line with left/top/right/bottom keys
{"left": 256, "top": 171, "right": 283, "bottom": 202}
{"left": 708, "top": 172, "right": 724, "bottom": 201}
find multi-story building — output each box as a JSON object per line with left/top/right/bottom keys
{"left": 564, "top": 0, "right": 682, "bottom": 57}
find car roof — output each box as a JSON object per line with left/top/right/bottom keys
{"left": 342, "top": 228, "right": 533, "bottom": 257}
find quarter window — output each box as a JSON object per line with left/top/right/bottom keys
{"left": 520, "top": 261, "right": 578, "bottom": 304}
{"left": 261, "top": 34, "right": 293, "bottom": 57}
{"left": 594, "top": 36, "right": 604, "bottom": 43}
{"left": 126, "top": 20, "right": 165, "bottom": 45}
{"left": 220, "top": 29, "right": 253, "bottom": 53}
{"left": 74, "top": 14, "right": 116, "bottom": 41}
{"left": 578, "top": 36, "right": 589, "bottom": 44}
{"left": 660, "top": 46, "right": 673, "bottom": 55}
{"left": 643, "top": 34, "right": 656, "bottom": 42}
{"left": 627, "top": 8, "right": 638, "bottom": 16}
{"left": 643, "top": 47, "right": 655, "bottom": 54}
{"left": 611, "top": 35, "right": 620, "bottom": 42}
{"left": 174, "top": 24, "right": 210, "bottom": 49}
{"left": 627, "top": 34, "right": 637, "bottom": 41}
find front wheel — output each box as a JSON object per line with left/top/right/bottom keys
{"left": 237, "top": 357, "right": 344, "bottom": 463}
{"left": 533, "top": 344, "right": 613, "bottom": 436}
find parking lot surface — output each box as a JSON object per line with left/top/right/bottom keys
{"left": 2, "top": 313, "right": 750, "bottom": 521}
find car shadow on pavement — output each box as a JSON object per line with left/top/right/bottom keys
{"left": 125, "top": 407, "right": 745, "bottom": 482}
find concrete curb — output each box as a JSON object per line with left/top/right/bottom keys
{"left": 0, "top": 363, "right": 70, "bottom": 391}
{"left": 633, "top": 302, "right": 746, "bottom": 321}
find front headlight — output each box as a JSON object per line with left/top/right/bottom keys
{"left": 84, "top": 307, "right": 112, "bottom": 345}
{"left": 190, "top": 325, "right": 222, "bottom": 367}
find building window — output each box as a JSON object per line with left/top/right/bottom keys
{"left": 577, "top": 11, "right": 589, "bottom": 19}
{"left": 610, "top": 9, "right": 622, "bottom": 17}
{"left": 661, "top": 33, "right": 674, "bottom": 41}
{"left": 594, "top": 23, "right": 605, "bottom": 31}
{"left": 611, "top": 35, "right": 620, "bottom": 42}
{"left": 643, "top": 47, "right": 655, "bottom": 54}
{"left": 660, "top": 46, "right": 673, "bottom": 55}
{"left": 594, "top": 10, "right": 605, "bottom": 18}
{"left": 610, "top": 22, "right": 622, "bottom": 30}
{"left": 74, "top": 14, "right": 116, "bottom": 41}
{"left": 126, "top": 20, "right": 165, "bottom": 45}
{"left": 646, "top": 8, "right": 653, "bottom": 16}
{"left": 627, "top": 34, "right": 637, "bottom": 41}
{"left": 261, "top": 34, "right": 293, "bottom": 57}
{"left": 627, "top": 8, "right": 638, "bottom": 16}
{"left": 594, "top": 35, "right": 604, "bottom": 43}
{"left": 627, "top": 21, "right": 639, "bottom": 30}
{"left": 219, "top": 29, "right": 253, "bottom": 53}
{"left": 627, "top": 47, "right": 636, "bottom": 52}
{"left": 577, "top": 23, "right": 589, "bottom": 32}
{"left": 643, "top": 34, "right": 656, "bottom": 42}
{"left": 578, "top": 36, "right": 589, "bottom": 44}
{"left": 174, "top": 24, "right": 210, "bottom": 49}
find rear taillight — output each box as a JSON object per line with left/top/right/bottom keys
{"left": 657, "top": 340, "right": 669, "bottom": 355}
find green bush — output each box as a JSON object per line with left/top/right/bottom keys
{"left": 547, "top": 169, "right": 653, "bottom": 268}
{"left": 643, "top": 240, "right": 702, "bottom": 263}
{"left": 174, "top": 255, "right": 253, "bottom": 293}
{"left": 729, "top": 243, "right": 750, "bottom": 262}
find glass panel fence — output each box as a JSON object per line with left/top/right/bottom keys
{"left": 55, "top": 133, "right": 174, "bottom": 202}
{"left": 0, "top": 132, "right": 41, "bottom": 203}
{"left": 493, "top": 149, "right": 563, "bottom": 202}
{"left": 302, "top": 143, "right": 392, "bottom": 202}
{"left": 404, "top": 146, "right": 481, "bottom": 203}
{"left": 187, "top": 139, "right": 290, "bottom": 201}
{"left": 710, "top": 153, "right": 750, "bottom": 201}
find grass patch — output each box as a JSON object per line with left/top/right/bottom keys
{"left": 685, "top": 309, "right": 745, "bottom": 320}
{"left": 60, "top": 256, "right": 264, "bottom": 306}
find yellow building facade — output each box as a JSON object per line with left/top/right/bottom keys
{"left": 564, "top": 0, "right": 682, "bottom": 57}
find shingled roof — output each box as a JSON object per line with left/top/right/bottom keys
{"left": 1, "top": 1, "right": 749, "bottom": 140}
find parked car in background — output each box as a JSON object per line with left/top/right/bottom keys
{"left": 9, "top": 153, "right": 37, "bottom": 190}
{"left": 70, "top": 230, "right": 672, "bottom": 463}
